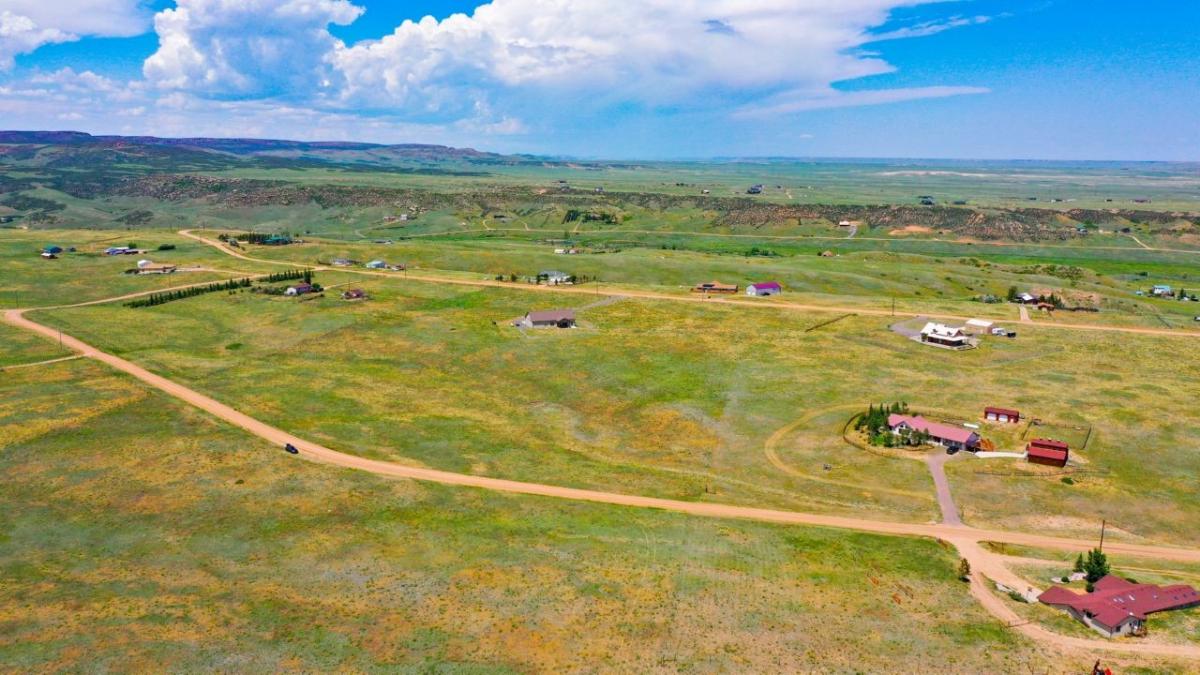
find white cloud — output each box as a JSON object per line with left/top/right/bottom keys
{"left": 0, "top": 1, "right": 151, "bottom": 69}
{"left": 143, "top": 0, "right": 364, "bottom": 97}
{"left": 735, "top": 85, "right": 991, "bottom": 118}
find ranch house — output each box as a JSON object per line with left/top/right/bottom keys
{"left": 521, "top": 310, "right": 576, "bottom": 329}
{"left": 920, "top": 322, "right": 971, "bottom": 349}
{"left": 692, "top": 281, "right": 739, "bottom": 294}
{"left": 1039, "top": 576, "right": 1199, "bottom": 638}
{"left": 887, "top": 414, "right": 981, "bottom": 452}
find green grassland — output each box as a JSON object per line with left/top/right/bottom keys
{"left": 207, "top": 232, "right": 1200, "bottom": 328}
{"left": 0, "top": 230, "right": 274, "bottom": 308}
{"left": 35, "top": 271, "right": 1200, "bottom": 546}
{"left": 0, "top": 320, "right": 70, "bottom": 368}
{"left": 199, "top": 159, "right": 1200, "bottom": 211}
{"left": 1, "top": 360, "right": 1066, "bottom": 672}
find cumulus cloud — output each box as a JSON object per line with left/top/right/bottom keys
{"left": 143, "top": 0, "right": 364, "bottom": 98}
{"left": 0, "top": 0, "right": 151, "bottom": 69}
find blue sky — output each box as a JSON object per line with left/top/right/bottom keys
{"left": 1, "top": 0, "right": 1197, "bottom": 160}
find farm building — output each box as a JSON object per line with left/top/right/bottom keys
{"left": 746, "top": 282, "right": 782, "bottom": 297}
{"left": 43, "top": 245, "right": 63, "bottom": 255}
{"left": 520, "top": 310, "right": 576, "bottom": 329}
{"left": 692, "top": 281, "right": 739, "bottom": 294}
{"left": 1039, "top": 576, "right": 1199, "bottom": 638}
{"left": 285, "top": 283, "right": 315, "bottom": 296}
{"left": 965, "top": 318, "right": 994, "bottom": 333}
{"left": 126, "top": 264, "right": 177, "bottom": 275}
{"left": 920, "top": 322, "right": 972, "bottom": 349}
{"left": 1151, "top": 285, "right": 1173, "bottom": 297}
{"left": 540, "top": 270, "right": 572, "bottom": 285}
{"left": 1026, "top": 438, "right": 1069, "bottom": 467}
{"left": 331, "top": 258, "right": 355, "bottom": 267}
{"left": 104, "top": 246, "right": 135, "bottom": 256}
{"left": 1017, "top": 292, "right": 1037, "bottom": 304}
{"left": 984, "top": 407, "right": 1021, "bottom": 423}
{"left": 365, "top": 260, "right": 387, "bottom": 269}
{"left": 887, "top": 414, "right": 981, "bottom": 451}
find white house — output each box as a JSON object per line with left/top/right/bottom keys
{"left": 540, "top": 270, "right": 571, "bottom": 285}
{"left": 920, "top": 322, "right": 971, "bottom": 348}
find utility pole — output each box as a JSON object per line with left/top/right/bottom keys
{"left": 1099, "top": 519, "right": 1107, "bottom": 553}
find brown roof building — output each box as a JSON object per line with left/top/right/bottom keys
{"left": 1026, "top": 438, "right": 1069, "bottom": 467}
{"left": 1039, "top": 576, "right": 1199, "bottom": 637}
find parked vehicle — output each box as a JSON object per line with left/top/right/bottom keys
{"left": 284, "top": 443, "right": 299, "bottom": 455}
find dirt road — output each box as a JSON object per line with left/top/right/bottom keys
{"left": 925, "top": 450, "right": 963, "bottom": 527}
{"left": 7, "top": 304, "right": 1200, "bottom": 659}
{"left": 178, "top": 230, "right": 1200, "bottom": 340}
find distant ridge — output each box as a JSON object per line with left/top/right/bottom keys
{"left": 0, "top": 130, "right": 499, "bottom": 160}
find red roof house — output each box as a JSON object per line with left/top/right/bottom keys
{"left": 1039, "top": 576, "right": 1200, "bottom": 637}
{"left": 887, "top": 414, "right": 980, "bottom": 451}
{"left": 984, "top": 406, "right": 1020, "bottom": 423}
{"left": 1026, "top": 438, "right": 1069, "bottom": 467}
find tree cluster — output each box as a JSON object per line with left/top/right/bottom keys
{"left": 855, "top": 402, "right": 927, "bottom": 448}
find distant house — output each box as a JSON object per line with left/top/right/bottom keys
{"left": 43, "top": 245, "right": 63, "bottom": 255}
{"left": 520, "top": 310, "right": 576, "bottom": 329}
{"left": 540, "top": 270, "right": 572, "bottom": 285}
{"left": 127, "top": 264, "right": 177, "bottom": 275}
{"left": 1026, "top": 438, "right": 1069, "bottom": 467}
{"left": 341, "top": 289, "right": 367, "bottom": 300}
{"left": 984, "top": 407, "right": 1020, "bottom": 424}
{"left": 746, "top": 282, "right": 782, "bottom": 297}
{"left": 692, "top": 281, "right": 739, "bottom": 294}
{"left": 104, "top": 246, "right": 134, "bottom": 256}
{"left": 263, "top": 236, "right": 293, "bottom": 246}
{"left": 1151, "top": 285, "right": 1173, "bottom": 297}
{"left": 365, "top": 260, "right": 387, "bottom": 270}
{"left": 920, "top": 322, "right": 971, "bottom": 349}
{"left": 1036, "top": 302, "right": 1056, "bottom": 312}
{"left": 1039, "top": 576, "right": 1199, "bottom": 638}
{"left": 331, "top": 258, "right": 355, "bottom": 267}
{"left": 838, "top": 220, "right": 852, "bottom": 227}
{"left": 887, "top": 414, "right": 980, "bottom": 451}
{"left": 285, "top": 283, "right": 315, "bottom": 296}
{"left": 1017, "top": 292, "right": 1037, "bottom": 304}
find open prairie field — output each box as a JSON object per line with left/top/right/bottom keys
{"left": 35, "top": 269, "right": 1200, "bottom": 546}
{"left": 200, "top": 231, "right": 1200, "bottom": 330}
{"left": 0, "top": 360, "right": 1072, "bottom": 673}
{"left": 0, "top": 320, "right": 70, "bottom": 368}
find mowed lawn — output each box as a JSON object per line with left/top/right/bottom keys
{"left": 0, "top": 230, "right": 270, "bottom": 308}
{"left": 37, "top": 273, "right": 1200, "bottom": 546}
{"left": 0, "top": 361, "right": 1065, "bottom": 673}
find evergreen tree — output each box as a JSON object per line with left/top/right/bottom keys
{"left": 1073, "top": 554, "right": 1085, "bottom": 573}
{"left": 1083, "top": 548, "right": 1110, "bottom": 584}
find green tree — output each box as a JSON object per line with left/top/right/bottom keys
{"left": 1084, "top": 548, "right": 1110, "bottom": 584}
{"left": 1073, "top": 553, "right": 1085, "bottom": 574}
{"left": 1006, "top": 285, "right": 1019, "bottom": 302}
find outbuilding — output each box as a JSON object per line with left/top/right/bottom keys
{"left": 285, "top": 283, "right": 315, "bottom": 296}
{"left": 1026, "top": 438, "right": 1069, "bottom": 467}
{"left": 746, "top": 282, "right": 782, "bottom": 297}
{"left": 984, "top": 407, "right": 1021, "bottom": 424}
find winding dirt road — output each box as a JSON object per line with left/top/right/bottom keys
{"left": 178, "top": 230, "right": 1200, "bottom": 340}
{"left": 9, "top": 241, "right": 1200, "bottom": 660}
